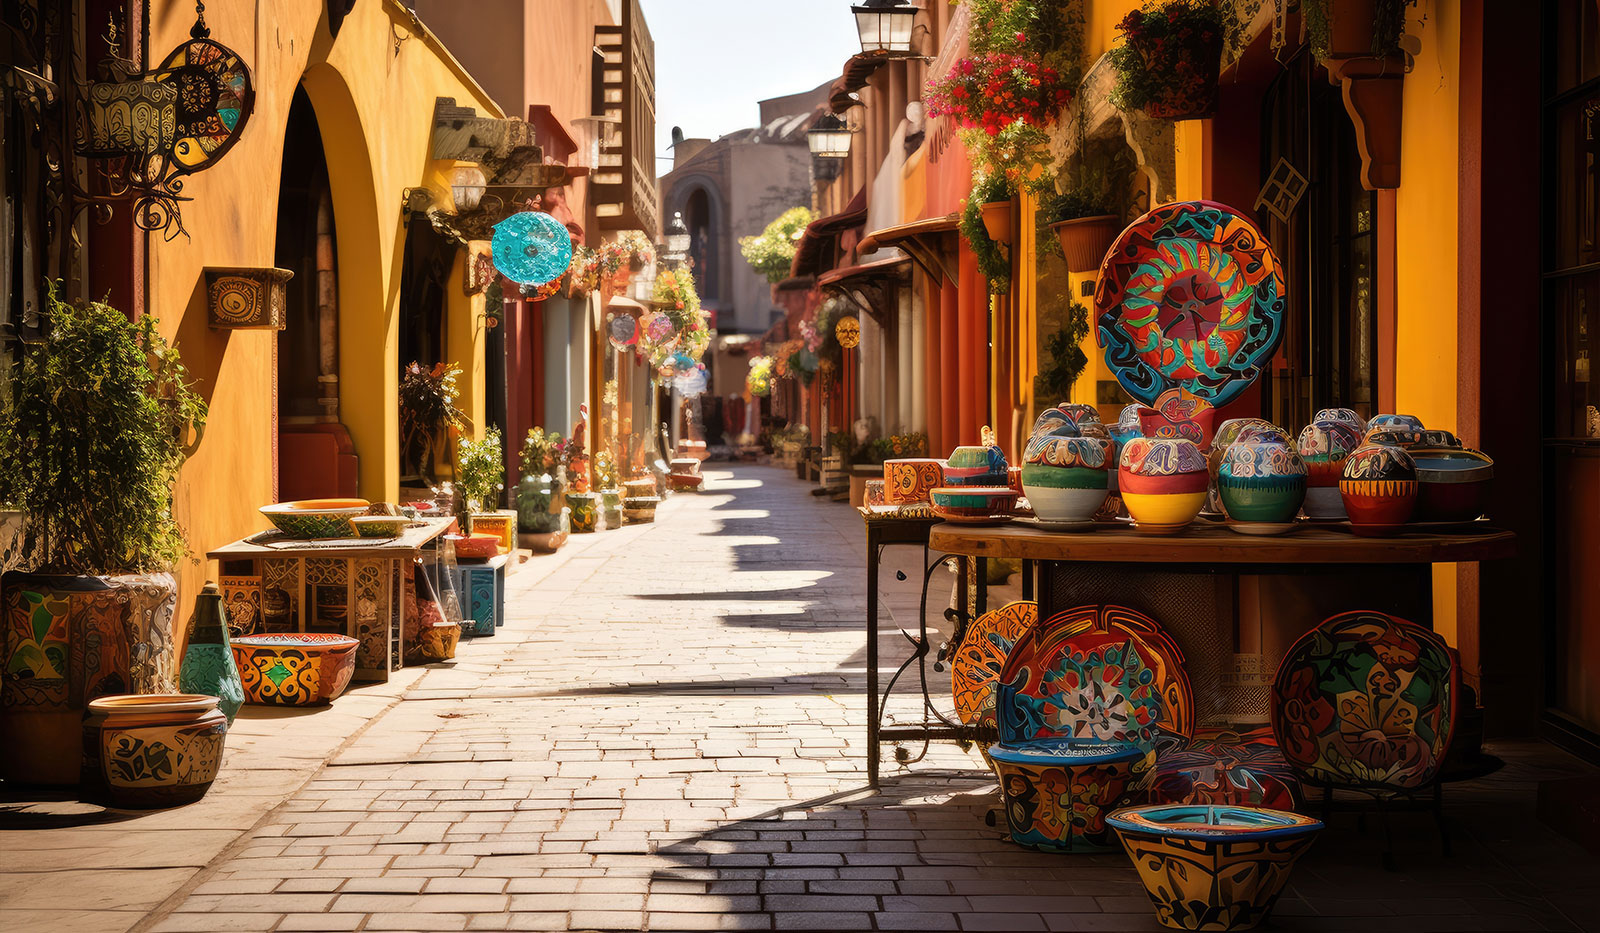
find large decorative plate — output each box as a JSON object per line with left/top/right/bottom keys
{"left": 951, "top": 601, "right": 1038, "bottom": 729}
{"left": 1094, "top": 200, "right": 1285, "bottom": 408}
{"left": 151, "top": 34, "right": 253, "bottom": 174}
{"left": 492, "top": 211, "right": 574, "bottom": 285}
{"left": 996, "top": 605, "right": 1193, "bottom": 752}
{"left": 1271, "top": 609, "right": 1456, "bottom": 791}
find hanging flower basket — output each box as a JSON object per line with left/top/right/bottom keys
{"left": 1129, "top": 29, "right": 1222, "bottom": 119}
{"left": 1051, "top": 214, "right": 1121, "bottom": 275}
{"left": 979, "top": 198, "right": 1014, "bottom": 246}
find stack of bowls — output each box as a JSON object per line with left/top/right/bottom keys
{"left": 1119, "top": 437, "right": 1208, "bottom": 534}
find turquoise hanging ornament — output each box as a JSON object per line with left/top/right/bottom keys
{"left": 179, "top": 581, "right": 245, "bottom": 724}
{"left": 492, "top": 211, "right": 574, "bottom": 285}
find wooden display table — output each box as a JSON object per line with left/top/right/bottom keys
{"left": 209, "top": 518, "right": 455, "bottom": 682}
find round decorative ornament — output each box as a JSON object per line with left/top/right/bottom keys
{"left": 1094, "top": 200, "right": 1286, "bottom": 409}
{"left": 491, "top": 211, "right": 574, "bottom": 285}
{"left": 608, "top": 312, "right": 638, "bottom": 350}
{"left": 644, "top": 311, "right": 677, "bottom": 346}
{"left": 835, "top": 315, "right": 861, "bottom": 349}
{"left": 150, "top": 19, "right": 254, "bottom": 174}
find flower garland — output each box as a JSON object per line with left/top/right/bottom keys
{"left": 600, "top": 231, "right": 656, "bottom": 281}
{"left": 925, "top": 51, "right": 1071, "bottom": 136}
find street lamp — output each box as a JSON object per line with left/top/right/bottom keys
{"left": 807, "top": 113, "right": 852, "bottom": 160}
{"left": 852, "top": 0, "right": 919, "bottom": 54}
{"left": 665, "top": 211, "right": 691, "bottom": 261}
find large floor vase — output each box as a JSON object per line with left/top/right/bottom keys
{"left": 81, "top": 693, "right": 227, "bottom": 808}
{"left": 1108, "top": 804, "right": 1323, "bottom": 931}
{"left": 1, "top": 571, "right": 178, "bottom": 785}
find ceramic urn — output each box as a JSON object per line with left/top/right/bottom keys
{"left": 1298, "top": 418, "right": 1364, "bottom": 520}
{"left": 1021, "top": 414, "right": 1114, "bottom": 526}
{"left": 1218, "top": 432, "right": 1307, "bottom": 525}
{"left": 1339, "top": 442, "right": 1419, "bottom": 533}
{"left": 1119, "top": 437, "right": 1209, "bottom": 530}
{"left": 1316, "top": 407, "right": 1365, "bottom": 433}
{"left": 1205, "top": 419, "right": 1283, "bottom": 516}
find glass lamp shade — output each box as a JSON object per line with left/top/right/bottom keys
{"left": 852, "top": 1, "right": 917, "bottom": 53}
{"left": 451, "top": 165, "right": 487, "bottom": 211}
{"left": 807, "top": 114, "right": 852, "bottom": 159}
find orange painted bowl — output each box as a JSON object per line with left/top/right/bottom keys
{"left": 231, "top": 633, "right": 359, "bottom": 706}
{"left": 447, "top": 532, "right": 500, "bottom": 560}
{"left": 260, "top": 499, "right": 369, "bottom": 538}
{"left": 81, "top": 694, "right": 228, "bottom": 809}
{"left": 883, "top": 458, "right": 945, "bottom": 504}
{"left": 929, "top": 486, "right": 1018, "bottom": 524}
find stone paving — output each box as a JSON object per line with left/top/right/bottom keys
{"left": 7, "top": 463, "right": 1600, "bottom": 933}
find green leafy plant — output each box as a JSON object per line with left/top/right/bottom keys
{"left": 456, "top": 427, "right": 504, "bottom": 511}
{"left": 1040, "top": 174, "right": 1113, "bottom": 225}
{"left": 0, "top": 285, "right": 207, "bottom": 574}
{"left": 1303, "top": 0, "right": 1415, "bottom": 60}
{"left": 520, "top": 427, "right": 567, "bottom": 479}
{"left": 400, "top": 362, "right": 468, "bottom": 484}
{"left": 1034, "top": 301, "right": 1091, "bottom": 405}
{"left": 1107, "top": 0, "right": 1224, "bottom": 116}
{"left": 739, "top": 207, "right": 814, "bottom": 284}
{"left": 961, "top": 169, "right": 1014, "bottom": 293}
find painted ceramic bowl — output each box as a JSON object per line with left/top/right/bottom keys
{"left": 1205, "top": 419, "right": 1283, "bottom": 515}
{"left": 1022, "top": 423, "right": 1114, "bottom": 525}
{"left": 1315, "top": 407, "right": 1365, "bottom": 433}
{"left": 666, "top": 472, "right": 703, "bottom": 492}
{"left": 349, "top": 515, "right": 407, "bottom": 538}
{"left": 231, "top": 633, "right": 359, "bottom": 706}
{"left": 883, "top": 458, "right": 946, "bottom": 504}
{"left": 81, "top": 694, "right": 227, "bottom": 809}
{"left": 989, "top": 738, "right": 1145, "bottom": 852}
{"left": 1120, "top": 437, "right": 1208, "bottom": 528}
{"left": 260, "top": 499, "right": 369, "bottom": 538}
{"left": 447, "top": 532, "right": 500, "bottom": 560}
{"left": 1364, "top": 427, "right": 1425, "bottom": 448}
{"left": 1367, "top": 412, "right": 1425, "bottom": 433}
{"left": 1218, "top": 435, "right": 1306, "bottom": 524}
{"left": 929, "top": 486, "right": 1018, "bottom": 524}
{"left": 1107, "top": 804, "right": 1323, "bottom": 931}
{"left": 1411, "top": 447, "right": 1494, "bottom": 522}
{"left": 943, "top": 443, "right": 1009, "bottom": 487}
{"left": 1339, "top": 443, "right": 1418, "bottom": 532}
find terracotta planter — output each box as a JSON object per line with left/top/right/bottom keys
{"left": 1051, "top": 214, "right": 1121, "bottom": 274}
{"left": 1, "top": 571, "right": 178, "bottom": 786}
{"left": 81, "top": 693, "right": 227, "bottom": 809}
{"left": 1322, "top": 0, "right": 1380, "bottom": 60}
{"left": 979, "top": 199, "right": 1014, "bottom": 245}
{"left": 1128, "top": 28, "right": 1223, "bottom": 120}
{"left": 231, "top": 633, "right": 359, "bottom": 706}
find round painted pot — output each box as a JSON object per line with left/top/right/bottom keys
{"left": 230, "top": 633, "right": 359, "bottom": 706}
{"left": 1339, "top": 443, "right": 1418, "bottom": 531}
{"left": 1218, "top": 435, "right": 1306, "bottom": 523}
{"left": 1367, "top": 412, "right": 1425, "bottom": 434}
{"left": 417, "top": 621, "right": 461, "bottom": 662}
{"left": 1315, "top": 407, "right": 1364, "bottom": 433}
{"left": 1205, "top": 419, "right": 1282, "bottom": 515}
{"left": 1022, "top": 427, "right": 1114, "bottom": 524}
{"left": 568, "top": 492, "right": 599, "bottom": 531}
{"left": 1364, "top": 426, "right": 1425, "bottom": 449}
{"left": 1120, "top": 437, "right": 1208, "bottom": 528}
{"left": 989, "top": 738, "right": 1145, "bottom": 852}
{"left": 81, "top": 694, "right": 227, "bottom": 809}
{"left": 1298, "top": 419, "right": 1363, "bottom": 519}
{"left": 883, "top": 458, "right": 945, "bottom": 504}
{"left": 929, "top": 486, "right": 1018, "bottom": 523}
{"left": 1107, "top": 804, "right": 1323, "bottom": 931}
{"left": 1411, "top": 446, "right": 1493, "bottom": 522}
{"left": 943, "top": 443, "right": 1008, "bottom": 487}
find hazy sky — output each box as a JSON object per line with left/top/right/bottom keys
{"left": 641, "top": 0, "right": 861, "bottom": 173}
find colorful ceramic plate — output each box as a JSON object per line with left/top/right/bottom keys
{"left": 950, "top": 601, "right": 1038, "bottom": 730}
{"left": 1094, "top": 200, "right": 1286, "bottom": 408}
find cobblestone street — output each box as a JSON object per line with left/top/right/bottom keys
{"left": 6, "top": 465, "right": 1600, "bottom": 933}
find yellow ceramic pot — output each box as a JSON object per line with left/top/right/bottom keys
{"left": 1122, "top": 491, "right": 1207, "bottom": 526}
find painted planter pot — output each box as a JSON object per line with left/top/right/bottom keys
{"left": 1315, "top": 407, "right": 1365, "bottom": 433}
{"left": 943, "top": 443, "right": 1008, "bottom": 487}
{"left": 883, "top": 458, "right": 946, "bottom": 504}
{"left": 1120, "top": 438, "right": 1208, "bottom": 528}
{"left": 1217, "top": 436, "right": 1306, "bottom": 524}
{"left": 1022, "top": 422, "right": 1114, "bottom": 524}
{"left": 81, "top": 694, "right": 227, "bottom": 809}
{"left": 1339, "top": 443, "right": 1418, "bottom": 531}
{"left": 1107, "top": 804, "right": 1323, "bottom": 931}
{"left": 1205, "top": 419, "right": 1281, "bottom": 515}
{"left": 230, "top": 633, "right": 359, "bottom": 706}
{"left": 469, "top": 510, "right": 517, "bottom": 553}
{"left": 259, "top": 499, "right": 368, "bottom": 538}
{"left": 989, "top": 738, "right": 1145, "bottom": 852}
{"left": 568, "top": 492, "right": 599, "bottom": 532}
{"left": 929, "top": 486, "right": 1018, "bottom": 524}
{"left": 1411, "top": 446, "right": 1493, "bottom": 522}
{"left": 622, "top": 496, "right": 661, "bottom": 524}
{"left": 1297, "top": 419, "right": 1364, "bottom": 521}
{"left": 417, "top": 621, "right": 461, "bottom": 662}
{"left": 666, "top": 472, "right": 704, "bottom": 492}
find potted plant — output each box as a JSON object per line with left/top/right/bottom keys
{"left": 457, "top": 428, "right": 515, "bottom": 553}
{"left": 595, "top": 450, "right": 623, "bottom": 529}
{"left": 516, "top": 427, "right": 569, "bottom": 553}
{"left": 962, "top": 170, "right": 1016, "bottom": 292}
{"left": 400, "top": 361, "right": 468, "bottom": 486}
{"left": 1303, "top": 0, "right": 1414, "bottom": 62}
{"left": 0, "top": 287, "right": 207, "bottom": 785}
{"left": 1043, "top": 180, "right": 1120, "bottom": 274}
{"left": 1107, "top": 0, "right": 1225, "bottom": 120}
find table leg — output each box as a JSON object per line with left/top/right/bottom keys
{"left": 1022, "top": 559, "right": 1035, "bottom": 601}
{"left": 975, "top": 558, "right": 988, "bottom": 616}
{"left": 866, "top": 525, "right": 881, "bottom": 788}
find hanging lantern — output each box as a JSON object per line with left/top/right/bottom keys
{"left": 835, "top": 315, "right": 861, "bottom": 349}
{"left": 492, "top": 210, "right": 574, "bottom": 285}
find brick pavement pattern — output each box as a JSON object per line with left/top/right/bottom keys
{"left": 132, "top": 465, "right": 1598, "bottom": 932}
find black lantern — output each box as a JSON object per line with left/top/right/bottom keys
{"left": 852, "top": 0, "right": 919, "bottom": 54}
{"left": 807, "top": 113, "right": 852, "bottom": 160}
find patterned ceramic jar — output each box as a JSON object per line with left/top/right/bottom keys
{"left": 1316, "top": 407, "right": 1364, "bottom": 432}
{"left": 929, "top": 486, "right": 1019, "bottom": 523}
{"left": 883, "top": 458, "right": 945, "bottom": 504}
{"left": 1218, "top": 434, "right": 1307, "bottom": 524}
{"left": 1367, "top": 413, "right": 1425, "bottom": 433}
{"left": 863, "top": 479, "right": 887, "bottom": 507}
{"left": 1205, "top": 419, "right": 1281, "bottom": 516}
{"left": 944, "top": 428, "right": 1009, "bottom": 487}
{"left": 81, "top": 694, "right": 227, "bottom": 809}
{"left": 1108, "top": 404, "right": 1145, "bottom": 494}
{"left": 1119, "top": 437, "right": 1208, "bottom": 529}
{"left": 989, "top": 738, "right": 1145, "bottom": 852}
{"left": 1297, "top": 419, "right": 1364, "bottom": 520}
{"left": 1339, "top": 443, "right": 1419, "bottom": 532}
{"left": 1022, "top": 422, "right": 1114, "bottom": 525}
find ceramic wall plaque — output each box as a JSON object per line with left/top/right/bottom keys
{"left": 205, "top": 267, "right": 293, "bottom": 330}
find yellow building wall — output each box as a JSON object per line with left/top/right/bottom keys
{"left": 147, "top": 0, "right": 502, "bottom": 633}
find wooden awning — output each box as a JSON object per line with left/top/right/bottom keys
{"left": 858, "top": 213, "right": 960, "bottom": 286}
{"left": 818, "top": 256, "right": 910, "bottom": 327}
{"left": 791, "top": 188, "right": 868, "bottom": 279}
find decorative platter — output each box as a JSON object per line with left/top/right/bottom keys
{"left": 950, "top": 601, "right": 1039, "bottom": 731}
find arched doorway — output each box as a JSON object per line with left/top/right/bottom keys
{"left": 684, "top": 186, "right": 717, "bottom": 303}
{"left": 274, "top": 84, "right": 358, "bottom": 499}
